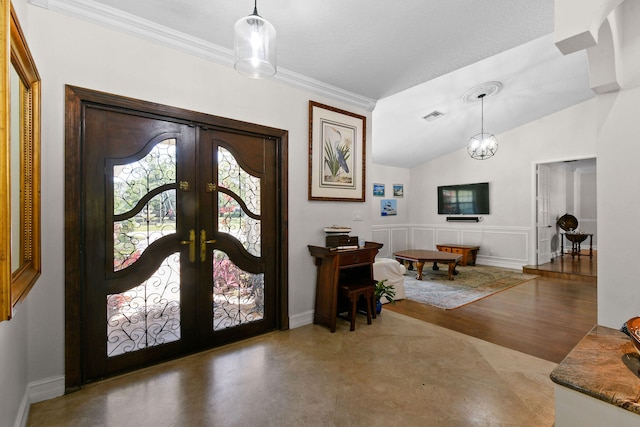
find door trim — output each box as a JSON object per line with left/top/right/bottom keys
{"left": 64, "top": 85, "right": 289, "bottom": 391}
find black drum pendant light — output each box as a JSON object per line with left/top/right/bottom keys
{"left": 234, "top": 0, "right": 277, "bottom": 78}
{"left": 467, "top": 93, "right": 498, "bottom": 160}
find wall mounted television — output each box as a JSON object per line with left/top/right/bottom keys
{"left": 437, "top": 182, "right": 490, "bottom": 215}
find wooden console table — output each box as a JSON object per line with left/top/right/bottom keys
{"left": 436, "top": 244, "right": 480, "bottom": 266}
{"left": 308, "top": 242, "right": 382, "bottom": 332}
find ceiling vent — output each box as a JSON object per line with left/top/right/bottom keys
{"left": 422, "top": 110, "right": 445, "bottom": 122}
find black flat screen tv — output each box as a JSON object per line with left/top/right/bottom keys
{"left": 438, "top": 182, "right": 490, "bottom": 215}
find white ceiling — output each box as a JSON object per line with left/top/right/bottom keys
{"left": 36, "top": 0, "right": 595, "bottom": 168}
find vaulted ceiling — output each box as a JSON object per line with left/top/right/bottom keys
{"left": 33, "top": 0, "right": 595, "bottom": 167}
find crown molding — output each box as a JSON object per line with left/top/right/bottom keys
{"left": 29, "top": 0, "right": 377, "bottom": 111}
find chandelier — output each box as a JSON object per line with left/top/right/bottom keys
{"left": 467, "top": 93, "right": 498, "bottom": 160}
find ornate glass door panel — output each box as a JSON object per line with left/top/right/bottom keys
{"left": 217, "top": 147, "right": 261, "bottom": 256}
{"left": 198, "top": 130, "right": 277, "bottom": 345}
{"left": 107, "top": 139, "right": 182, "bottom": 357}
{"left": 213, "top": 147, "right": 264, "bottom": 330}
{"left": 83, "top": 107, "right": 197, "bottom": 380}
{"left": 107, "top": 253, "right": 181, "bottom": 356}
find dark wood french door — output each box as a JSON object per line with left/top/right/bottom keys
{"left": 65, "top": 86, "right": 288, "bottom": 387}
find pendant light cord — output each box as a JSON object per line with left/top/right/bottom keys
{"left": 479, "top": 93, "right": 485, "bottom": 134}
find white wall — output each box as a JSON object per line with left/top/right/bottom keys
{"left": 593, "top": 0, "right": 640, "bottom": 329}
{"left": 389, "top": 99, "right": 598, "bottom": 268}
{"left": 0, "top": 306, "right": 29, "bottom": 427}
{"left": 370, "top": 164, "right": 410, "bottom": 257}
{"left": 2, "top": 3, "right": 375, "bottom": 424}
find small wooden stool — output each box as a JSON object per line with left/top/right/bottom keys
{"left": 338, "top": 282, "right": 376, "bottom": 331}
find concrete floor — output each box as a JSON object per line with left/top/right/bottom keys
{"left": 28, "top": 310, "right": 556, "bottom": 426}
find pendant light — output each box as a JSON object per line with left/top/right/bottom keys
{"left": 234, "top": 0, "right": 277, "bottom": 79}
{"left": 467, "top": 93, "right": 498, "bottom": 160}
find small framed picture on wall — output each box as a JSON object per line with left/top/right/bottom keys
{"left": 393, "top": 184, "right": 404, "bottom": 197}
{"left": 381, "top": 199, "right": 397, "bottom": 216}
{"left": 373, "top": 183, "right": 385, "bottom": 197}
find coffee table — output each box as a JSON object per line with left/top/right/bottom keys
{"left": 393, "top": 249, "right": 462, "bottom": 281}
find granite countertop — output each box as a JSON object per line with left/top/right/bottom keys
{"left": 551, "top": 325, "right": 640, "bottom": 415}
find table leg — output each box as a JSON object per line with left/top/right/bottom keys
{"left": 415, "top": 261, "right": 424, "bottom": 280}
{"left": 396, "top": 258, "right": 413, "bottom": 271}
{"left": 447, "top": 262, "right": 457, "bottom": 280}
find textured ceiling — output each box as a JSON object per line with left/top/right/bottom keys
{"left": 39, "top": 0, "right": 594, "bottom": 167}
{"left": 88, "top": 0, "right": 556, "bottom": 99}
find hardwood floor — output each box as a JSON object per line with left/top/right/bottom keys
{"left": 386, "top": 254, "right": 597, "bottom": 364}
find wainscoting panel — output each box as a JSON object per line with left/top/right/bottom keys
{"left": 390, "top": 228, "right": 409, "bottom": 256}
{"left": 373, "top": 224, "right": 533, "bottom": 268}
{"left": 372, "top": 229, "right": 391, "bottom": 256}
{"left": 411, "top": 228, "right": 436, "bottom": 250}
{"left": 460, "top": 230, "right": 485, "bottom": 246}
{"left": 435, "top": 229, "right": 462, "bottom": 246}
{"left": 371, "top": 227, "right": 409, "bottom": 258}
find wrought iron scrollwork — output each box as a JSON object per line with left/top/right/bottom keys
{"left": 212, "top": 250, "right": 264, "bottom": 331}
{"left": 107, "top": 253, "right": 181, "bottom": 357}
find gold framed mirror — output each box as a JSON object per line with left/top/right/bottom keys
{"left": 1, "top": 1, "right": 41, "bottom": 321}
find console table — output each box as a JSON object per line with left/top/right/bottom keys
{"left": 436, "top": 244, "right": 480, "bottom": 266}
{"left": 308, "top": 242, "right": 382, "bottom": 332}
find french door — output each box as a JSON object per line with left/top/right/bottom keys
{"left": 65, "top": 86, "right": 288, "bottom": 386}
{"left": 536, "top": 163, "right": 552, "bottom": 264}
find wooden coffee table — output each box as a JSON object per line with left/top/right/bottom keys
{"left": 393, "top": 249, "right": 462, "bottom": 281}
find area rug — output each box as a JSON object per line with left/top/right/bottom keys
{"left": 403, "top": 265, "right": 537, "bottom": 310}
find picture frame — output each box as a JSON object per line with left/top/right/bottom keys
{"left": 308, "top": 101, "right": 366, "bottom": 201}
{"left": 373, "top": 183, "right": 385, "bottom": 197}
{"left": 381, "top": 199, "right": 397, "bottom": 216}
{"left": 393, "top": 184, "right": 404, "bottom": 197}
{"left": 0, "top": 3, "right": 42, "bottom": 321}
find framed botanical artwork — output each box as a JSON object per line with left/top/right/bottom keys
{"left": 393, "top": 184, "right": 404, "bottom": 197}
{"left": 373, "top": 183, "right": 385, "bottom": 197}
{"left": 381, "top": 199, "right": 397, "bottom": 216}
{"left": 308, "top": 101, "right": 366, "bottom": 201}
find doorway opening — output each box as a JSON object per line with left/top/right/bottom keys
{"left": 535, "top": 157, "right": 597, "bottom": 267}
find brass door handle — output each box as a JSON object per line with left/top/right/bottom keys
{"left": 180, "top": 229, "right": 196, "bottom": 263}
{"left": 200, "top": 230, "right": 217, "bottom": 262}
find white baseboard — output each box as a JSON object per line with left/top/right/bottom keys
{"left": 29, "top": 375, "right": 65, "bottom": 403}
{"left": 14, "top": 376, "right": 65, "bottom": 427}
{"left": 475, "top": 256, "right": 525, "bottom": 270}
{"left": 289, "top": 310, "right": 314, "bottom": 329}
{"left": 13, "top": 389, "right": 30, "bottom": 427}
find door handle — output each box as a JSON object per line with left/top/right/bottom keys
{"left": 200, "top": 230, "right": 217, "bottom": 262}
{"left": 180, "top": 229, "right": 196, "bottom": 263}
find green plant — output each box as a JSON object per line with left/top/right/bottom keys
{"left": 323, "top": 140, "right": 351, "bottom": 179}
{"left": 374, "top": 279, "right": 396, "bottom": 304}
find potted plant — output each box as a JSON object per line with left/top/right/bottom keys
{"left": 374, "top": 279, "right": 396, "bottom": 314}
